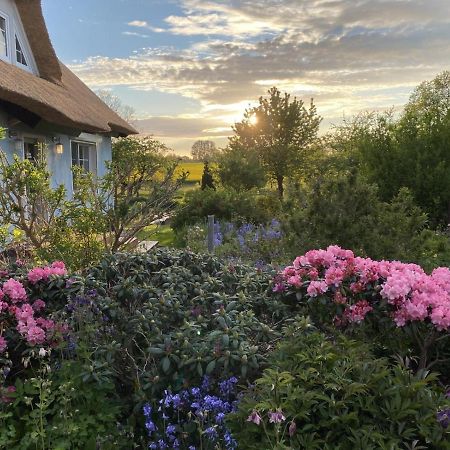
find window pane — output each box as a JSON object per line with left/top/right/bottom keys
{"left": 0, "top": 17, "right": 7, "bottom": 58}
{"left": 71, "top": 142, "right": 95, "bottom": 174}
{"left": 15, "top": 36, "right": 27, "bottom": 65}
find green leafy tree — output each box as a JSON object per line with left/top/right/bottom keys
{"left": 0, "top": 137, "right": 184, "bottom": 269}
{"left": 231, "top": 87, "right": 321, "bottom": 198}
{"left": 216, "top": 145, "right": 266, "bottom": 191}
{"left": 190, "top": 140, "right": 219, "bottom": 162}
{"left": 200, "top": 162, "right": 215, "bottom": 190}
{"left": 332, "top": 72, "right": 450, "bottom": 227}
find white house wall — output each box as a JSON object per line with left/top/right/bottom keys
{"left": 0, "top": 115, "right": 113, "bottom": 199}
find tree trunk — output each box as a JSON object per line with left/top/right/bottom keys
{"left": 276, "top": 175, "right": 284, "bottom": 199}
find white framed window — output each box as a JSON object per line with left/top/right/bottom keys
{"left": 0, "top": 13, "right": 9, "bottom": 60}
{"left": 71, "top": 141, "right": 97, "bottom": 174}
{"left": 15, "top": 35, "right": 27, "bottom": 66}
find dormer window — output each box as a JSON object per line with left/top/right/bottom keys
{"left": 15, "top": 36, "right": 27, "bottom": 66}
{"left": 0, "top": 16, "right": 7, "bottom": 58}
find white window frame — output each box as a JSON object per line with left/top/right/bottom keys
{"left": 0, "top": 9, "right": 11, "bottom": 63}
{"left": 71, "top": 140, "right": 98, "bottom": 189}
{"left": 14, "top": 33, "right": 30, "bottom": 71}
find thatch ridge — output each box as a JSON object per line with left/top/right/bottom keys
{"left": 0, "top": 0, "right": 137, "bottom": 136}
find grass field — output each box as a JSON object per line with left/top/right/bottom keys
{"left": 137, "top": 224, "right": 176, "bottom": 247}
{"left": 176, "top": 162, "right": 204, "bottom": 183}
{"left": 138, "top": 162, "right": 204, "bottom": 247}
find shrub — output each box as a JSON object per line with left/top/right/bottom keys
{"left": 216, "top": 146, "right": 266, "bottom": 192}
{"left": 84, "top": 250, "right": 283, "bottom": 393}
{"left": 172, "top": 188, "right": 278, "bottom": 232}
{"left": 0, "top": 136, "right": 183, "bottom": 270}
{"left": 274, "top": 245, "right": 450, "bottom": 372}
{"left": 229, "top": 319, "right": 450, "bottom": 449}
{"left": 79, "top": 249, "right": 289, "bottom": 439}
{"left": 283, "top": 173, "right": 430, "bottom": 263}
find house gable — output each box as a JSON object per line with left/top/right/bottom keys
{"left": 0, "top": 0, "right": 39, "bottom": 75}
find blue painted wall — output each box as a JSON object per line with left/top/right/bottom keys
{"left": 0, "top": 110, "right": 112, "bottom": 198}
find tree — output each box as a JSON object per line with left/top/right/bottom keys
{"left": 0, "top": 136, "right": 185, "bottom": 268}
{"left": 200, "top": 162, "right": 215, "bottom": 190}
{"left": 216, "top": 145, "right": 266, "bottom": 191}
{"left": 331, "top": 72, "right": 450, "bottom": 227}
{"left": 191, "top": 140, "right": 219, "bottom": 162}
{"left": 395, "top": 71, "right": 450, "bottom": 227}
{"left": 96, "top": 89, "right": 135, "bottom": 122}
{"left": 231, "top": 87, "right": 321, "bottom": 198}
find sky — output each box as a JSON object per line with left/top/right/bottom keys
{"left": 41, "top": 0, "right": 450, "bottom": 155}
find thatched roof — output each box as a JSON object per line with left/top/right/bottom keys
{"left": 0, "top": 0, "right": 137, "bottom": 136}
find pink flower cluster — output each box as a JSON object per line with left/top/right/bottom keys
{"left": 276, "top": 245, "right": 450, "bottom": 331}
{"left": 0, "top": 262, "right": 67, "bottom": 354}
{"left": 27, "top": 261, "right": 67, "bottom": 284}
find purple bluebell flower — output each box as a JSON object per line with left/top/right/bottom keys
{"left": 205, "top": 426, "right": 218, "bottom": 440}
{"left": 437, "top": 408, "right": 450, "bottom": 428}
{"left": 143, "top": 404, "right": 152, "bottom": 417}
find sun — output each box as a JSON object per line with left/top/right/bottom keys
{"left": 248, "top": 114, "right": 258, "bottom": 126}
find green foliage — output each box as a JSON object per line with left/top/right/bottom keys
{"left": 1, "top": 359, "right": 128, "bottom": 449}
{"left": 200, "top": 162, "right": 215, "bottom": 190}
{"left": 191, "top": 140, "right": 219, "bottom": 162}
{"left": 284, "top": 172, "right": 432, "bottom": 263}
{"left": 216, "top": 145, "right": 267, "bottom": 191}
{"left": 229, "top": 319, "right": 450, "bottom": 449}
{"left": 172, "top": 188, "right": 279, "bottom": 232}
{"left": 231, "top": 87, "right": 321, "bottom": 197}
{"left": 331, "top": 71, "right": 450, "bottom": 227}
{"left": 0, "top": 137, "right": 183, "bottom": 270}
{"left": 83, "top": 250, "right": 284, "bottom": 399}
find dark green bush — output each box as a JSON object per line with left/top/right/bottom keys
{"left": 172, "top": 188, "right": 279, "bottom": 232}
{"left": 80, "top": 248, "right": 290, "bottom": 440}
{"left": 1, "top": 361, "right": 128, "bottom": 450}
{"left": 283, "top": 173, "right": 434, "bottom": 263}
{"left": 229, "top": 318, "right": 450, "bottom": 449}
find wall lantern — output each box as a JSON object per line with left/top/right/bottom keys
{"left": 55, "top": 142, "right": 64, "bottom": 154}
{"left": 52, "top": 137, "right": 64, "bottom": 155}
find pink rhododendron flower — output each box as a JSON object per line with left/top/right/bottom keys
{"left": 277, "top": 245, "right": 450, "bottom": 331}
{"left": 26, "top": 326, "right": 46, "bottom": 345}
{"left": 333, "top": 291, "right": 347, "bottom": 305}
{"left": 343, "top": 301, "right": 373, "bottom": 323}
{"left": 32, "top": 300, "right": 46, "bottom": 312}
{"left": 2, "top": 278, "right": 27, "bottom": 303}
{"left": 325, "top": 266, "right": 345, "bottom": 287}
{"left": 28, "top": 261, "right": 67, "bottom": 284}
{"left": 307, "top": 280, "right": 328, "bottom": 297}
{"left": 287, "top": 275, "right": 302, "bottom": 288}
{"left": 27, "top": 267, "right": 47, "bottom": 284}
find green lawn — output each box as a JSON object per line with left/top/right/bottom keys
{"left": 177, "top": 162, "right": 204, "bottom": 182}
{"left": 137, "top": 224, "right": 176, "bottom": 247}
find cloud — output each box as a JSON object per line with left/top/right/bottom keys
{"left": 122, "top": 31, "right": 151, "bottom": 38}
{"left": 127, "top": 19, "right": 166, "bottom": 33}
{"left": 69, "top": 0, "right": 450, "bottom": 152}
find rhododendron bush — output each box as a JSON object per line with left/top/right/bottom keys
{"left": 0, "top": 261, "right": 69, "bottom": 389}
{"left": 274, "top": 245, "right": 450, "bottom": 369}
